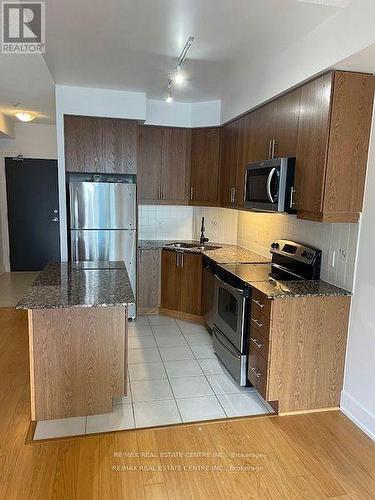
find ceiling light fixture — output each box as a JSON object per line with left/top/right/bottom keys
{"left": 12, "top": 103, "right": 37, "bottom": 122}
{"left": 165, "top": 35, "right": 194, "bottom": 102}
{"left": 14, "top": 111, "right": 37, "bottom": 122}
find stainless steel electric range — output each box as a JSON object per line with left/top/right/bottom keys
{"left": 212, "top": 240, "right": 322, "bottom": 386}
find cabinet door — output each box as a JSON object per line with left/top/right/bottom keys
{"left": 64, "top": 116, "right": 104, "bottom": 173}
{"left": 236, "top": 113, "right": 257, "bottom": 207}
{"left": 275, "top": 88, "right": 301, "bottom": 158}
{"left": 295, "top": 73, "right": 333, "bottom": 213}
{"left": 219, "top": 120, "right": 239, "bottom": 207}
{"left": 138, "top": 249, "right": 161, "bottom": 310}
{"left": 253, "top": 101, "right": 278, "bottom": 161}
{"left": 138, "top": 125, "right": 163, "bottom": 202}
{"left": 161, "top": 250, "right": 181, "bottom": 311}
{"left": 180, "top": 253, "right": 203, "bottom": 316}
{"left": 113, "top": 119, "right": 138, "bottom": 174}
{"left": 190, "top": 128, "right": 220, "bottom": 205}
{"left": 161, "top": 127, "right": 189, "bottom": 203}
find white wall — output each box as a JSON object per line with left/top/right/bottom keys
{"left": 145, "top": 99, "right": 221, "bottom": 127}
{"left": 220, "top": 0, "right": 375, "bottom": 122}
{"left": 0, "top": 122, "right": 57, "bottom": 272}
{"left": 341, "top": 105, "right": 375, "bottom": 441}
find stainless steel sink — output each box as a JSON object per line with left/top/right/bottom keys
{"left": 165, "top": 242, "right": 222, "bottom": 251}
{"left": 166, "top": 242, "right": 198, "bottom": 249}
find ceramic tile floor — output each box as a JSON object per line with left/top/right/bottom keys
{"left": 34, "top": 314, "right": 271, "bottom": 440}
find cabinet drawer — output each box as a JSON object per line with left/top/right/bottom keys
{"left": 251, "top": 289, "right": 272, "bottom": 317}
{"left": 249, "top": 330, "right": 269, "bottom": 362}
{"left": 248, "top": 352, "right": 268, "bottom": 400}
{"left": 250, "top": 312, "right": 271, "bottom": 340}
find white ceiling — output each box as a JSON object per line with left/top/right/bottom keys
{"left": 43, "top": 0, "right": 341, "bottom": 102}
{"left": 0, "top": 53, "right": 55, "bottom": 125}
{"left": 336, "top": 43, "right": 375, "bottom": 73}
{"left": 0, "top": 0, "right": 350, "bottom": 126}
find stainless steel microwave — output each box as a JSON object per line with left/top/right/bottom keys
{"left": 244, "top": 157, "right": 295, "bottom": 213}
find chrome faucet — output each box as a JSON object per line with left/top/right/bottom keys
{"left": 200, "top": 217, "right": 209, "bottom": 246}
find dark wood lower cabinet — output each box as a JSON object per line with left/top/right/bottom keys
{"left": 137, "top": 248, "right": 161, "bottom": 312}
{"left": 161, "top": 250, "right": 202, "bottom": 318}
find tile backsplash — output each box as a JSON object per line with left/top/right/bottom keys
{"left": 139, "top": 205, "right": 359, "bottom": 291}
{"left": 237, "top": 211, "right": 359, "bottom": 291}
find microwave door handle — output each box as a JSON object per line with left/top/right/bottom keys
{"left": 266, "top": 168, "right": 276, "bottom": 203}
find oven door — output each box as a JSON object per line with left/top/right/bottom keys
{"left": 213, "top": 274, "right": 247, "bottom": 352}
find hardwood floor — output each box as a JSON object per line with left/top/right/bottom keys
{"left": 1, "top": 307, "right": 375, "bottom": 499}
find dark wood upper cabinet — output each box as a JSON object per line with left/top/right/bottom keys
{"left": 64, "top": 116, "right": 138, "bottom": 174}
{"left": 236, "top": 113, "right": 256, "bottom": 208}
{"left": 219, "top": 120, "right": 239, "bottom": 207}
{"left": 113, "top": 119, "right": 138, "bottom": 174}
{"left": 65, "top": 116, "right": 104, "bottom": 173}
{"left": 295, "top": 71, "right": 374, "bottom": 222}
{"left": 190, "top": 127, "right": 221, "bottom": 206}
{"left": 138, "top": 125, "right": 190, "bottom": 204}
{"left": 275, "top": 87, "right": 301, "bottom": 158}
{"left": 161, "top": 127, "right": 190, "bottom": 203}
{"left": 253, "top": 101, "right": 278, "bottom": 161}
{"left": 137, "top": 125, "right": 163, "bottom": 201}
{"left": 294, "top": 73, "right": 333, "bottom": 216}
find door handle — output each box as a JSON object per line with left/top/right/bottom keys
{"left": 266, "top": 168, "right": 276, "bottom": 203}
{"left": 190, "top": 187, "right": 194, "bottom": 201}
{"left": 51, "top": 217, "right": 59, "bottom": 222}
{"left": 290, "top": 187, "right": 295, "bottom": 209}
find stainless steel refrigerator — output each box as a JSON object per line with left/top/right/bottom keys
{"left": 69, "top": 180, "right": 136, "bottom": 318}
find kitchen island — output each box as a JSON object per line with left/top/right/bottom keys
{"left": 17, "top": 261, "right": 134, "bottom": 421}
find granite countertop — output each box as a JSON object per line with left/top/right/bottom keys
{"left": 138, "top": 240, "right": 270, "bottom": 264}
{"left": 250, "top": 279, "right": 351, "bottom": 299}
{"left": 16, "top": 261, "right": 135, "bottom": 310}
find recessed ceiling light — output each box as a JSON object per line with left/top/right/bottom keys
{"left": 166, "top": 94, "right": 173, "bottom": 103}
{"left": 14, "top": 111, "right": 36, "bottom": 122}
{"left": 174, "top": 67, "right": 184, "bottom": 85}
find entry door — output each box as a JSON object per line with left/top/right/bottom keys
{"left": 5, "top": 158, "right": 60, "bottom": 271}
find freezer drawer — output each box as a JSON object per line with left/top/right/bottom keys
{"left": 69, "top": 181, "right": 136, "bottom": 229}
{"left": 70, "top": 229, "right": 136, "bottom": 293}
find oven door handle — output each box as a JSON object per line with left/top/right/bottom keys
{"left": 266, "top": 167, "right": 276, "bottom": 203}
{"left": 213, "top": 329, "right": 241, "bottom": 360}
{"left": 214, "top": 274, "right": 245, "bottom": 295}
{"left": 271, "top": 263, "right": 306, "bottom": 280}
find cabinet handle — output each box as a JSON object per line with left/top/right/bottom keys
{"left": 190, "top": 187, "right": 194, "bottom": 201}
{"left": 290, "top": 187, "right": 295, "bottom": 209}
{"left": 271, "top": 138, "right": 277, "bottom": 159}
{"left": 268, "top": 139, "right": 272, "bottom": 160}
{"left": 253, "top": 299, "right": 265, "bottom": 308}
{"left": 251, "top": 318, "right": 264, "bottom": 328}
{"left": 230, "top": 187, "right": 236, "bottom": 204}
{"left": 250, "top": 366, "right": 261, "bottom": 378}
{"left": 250, "top": 337, "right": 263, "bottom": 349}
{"left": 181, "top": 253, "right": 184, "bottom": 267}
{"left": 176, "top": 252, "right": 179, "bottom": 267}
{"left": 139, "top": 249, "right": 143, "bottom": 263}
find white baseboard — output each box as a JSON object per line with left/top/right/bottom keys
{"left": 341, "top": 390, "right": 375, "bottom": 442}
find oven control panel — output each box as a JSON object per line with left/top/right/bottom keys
{"left": 270, "top": 239, "right": 320, "bottom": 264}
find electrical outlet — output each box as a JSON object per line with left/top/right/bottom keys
{"left": 338, "top": 248, "right": 347, "bottom": 261}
